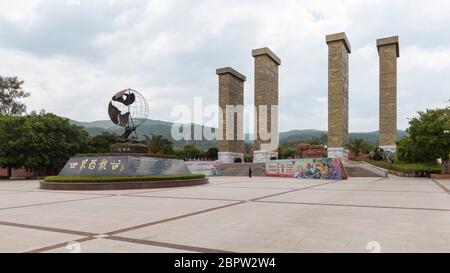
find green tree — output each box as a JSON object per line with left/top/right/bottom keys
{"left": 398, "top": 107, "right": 450, "bottom": 173}
{"left": 345, "top": 138, "right": 365, "bottom": 157}
{"left": 89, "top": 132, "right": 120, "bottom": 153}
{"left": 0, "top": 76, "right": 30, "bottom": 116}
{"left": 206, "top": 147, "right": 218, "bottom": 160}
{"left": 278, "top": 144, "right": 296, "bottom": 159}
{"left": 0, "top": 115, "right": 26, "bottom": 177}
{"left": 0, "top": 113, "right": 90, "bottom": 177}
{"left": 145, "top": 134, "right": 174, "bottom": 155}
{"left": 179, "top": 144, "right": 200, "bottom": 160}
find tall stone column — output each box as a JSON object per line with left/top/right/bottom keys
{"left": 217, "top": 67, "right": 246, "bottom": 163}
{"left": 326, "top": 32, "right": 351, "bottom": 160}
{"left": 252, "top": 47, "right": 281, "bottom": 163}
{"left": 377, "top": 36, "right": 399, "bottom": 153}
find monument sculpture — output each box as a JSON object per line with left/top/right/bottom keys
{"left": 326, "top": 32, "right": 351, "bottom": 160}
{"left": 57, "top": 89, "right": 192, "bottom": 177}
{"left": 377, "top": 36, "right": 399, "bottom": 153}
{"left": 108, "top": 88, "right": 149, "bottom": 140}
{"left": 252, "top": 47, "right": 281, "bottom": 163}
{"left": 217, "top": 67, "right": 246, "bottom": 163}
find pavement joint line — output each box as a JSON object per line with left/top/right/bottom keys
{"left": 34, "top": 190, "right": 117, "bottom": 197}
{"left": 0, "top": 191, "right": 35, "bottom": 196}
{"left": 105, "top": 236, "right": 234, "bottom": 253}
{"left": 305, "top": 188, "right": 447, "bottom": 194}
{"left": 0, "top": 195, "right": 115, "bottom": 211}
{"left": 209, "top": 185, "right": 301, "bottom": 190}
{"left": 249, "top": 181, "right": 339, "bottom": 202}
{"left": 254, "top": 200, "right": 450, "bottom": 212}
{"left": 0, "top": 189, "right": 35, "bottom": 192}
{"left": 431, "top": 179, "right": 450, "bottom": 194}
{"left": 121, "top": 186, "right": 202, "bottom": 197}
{"left": 105, "top": 201, "right": 247, "bottom": 236}
{"left": 125, "top": 194, "right": 245, "bottom": 202}
{"left": 0, "top": 221, "right": 98, "bottom": 237}
{"left": 25, "top": 237, "right": 96, "bottom": 253}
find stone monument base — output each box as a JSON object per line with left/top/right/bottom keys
{"left": 380, "top": 145, "right": 397, "bottom": 153}
{"left": 253, "top": 150, "right": 278, "bottom": 163}
{"left": 327, "top": 147, "right": 349, "bottom": 161}
{"left": 218, "top": 152, "right": 244, "bottom": 164}
{"left": 111, "top": 143, "right": 149, "bottom": 154}
{"left": 59, "top": 155, "right": 191, "bottom": 177}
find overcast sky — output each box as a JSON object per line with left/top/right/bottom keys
{"left": 1, "top": 0, "right": 449, "bottom": 132}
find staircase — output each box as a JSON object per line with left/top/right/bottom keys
{"left": 344, "top": 161, "right": 388, "bottom": 177}
{"left": 219, "top": 163, "right": 265, "bottom": 177}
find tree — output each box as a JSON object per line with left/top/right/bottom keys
{"left": 0, "top": 113, "right": 90, "bottom": 177}
{"left": 0, "top": 76, "right": 30, "bottom": 116}
{"left": 89, "top": 132, "right": 120, "bottom": 153}
{"left": 179, "top": 144, "right": 200, "bottom": 160}
{"left": 345, "top": 138, "right": 365, "bottom": 157}
{"left": 145, "top": 134, "right": 174, "bottom": 155}
{"left": 398, "top": 107, "right": 450, "bottom": 173}
{"left": 206, "top": 147, "right": 218, "bottom": 160}
{"left": 278, "top": 144, "right": 296, "bottom": 159}
{"left": 0, "top": 115, "right": 26, "bottom": 177}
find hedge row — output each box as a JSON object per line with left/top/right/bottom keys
{"left": 45, "top": 174, "right": 206, "bottom": 183}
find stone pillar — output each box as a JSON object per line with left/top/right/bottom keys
{"left": 326, "top": 32, "right": 351, "bottom": 160}
{"left": 377, "top": 36, "right": 399, "bottom": 153}
{"left": 217, "top": 67, "right": 246, "bottom": 163}
{"left": 252, "top": 47, "right": 281, "bottom": 163}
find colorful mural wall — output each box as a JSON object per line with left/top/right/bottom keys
{"left": 266, "top": 158, "right": 346, "bottom": 180}
{"left": 185, "top": 161, "right": 221, "bottom": 177}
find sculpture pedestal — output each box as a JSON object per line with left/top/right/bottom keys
{"left": 59, "top": 155, "right": 191, "bottom": 177}
{"left": 218, "top": 152, "right": 244, "bottom": 164}
{"left": 327, "top": 147, "right": 348, "bottom": 161}
{"left": 253, "top": 150, "right": 278, "bottom": 163}
{"left": 111, "top": 143, "right": 149, "bottom": 154}
{"left": 380, "top": 145, "right": 396, "bottom": 153}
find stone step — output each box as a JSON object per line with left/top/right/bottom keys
{"left": 344, "top": 161, "right": 388, "bottom": 177}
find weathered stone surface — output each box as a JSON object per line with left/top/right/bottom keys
{"left": 59, "top": 156, "right": 192, "bottom": 177}
{"left": 326, "top": 32, "right": 351, "bottom": 153}
{"left": 217, "top": 67, "right": 246, "bottom": 159}
{"left": 377, "top": 36, "right": 399, "bottom": 149}
{"left": 252, "top": 47, "right": 280, "bottom": 154}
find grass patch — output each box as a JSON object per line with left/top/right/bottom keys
{"left": 355, "top": 158, "right": 442, "bottom": 174}
{"left": 45, "top": 174, "right": 206, "bottom": 183}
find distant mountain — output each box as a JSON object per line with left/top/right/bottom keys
{"left": 68, "top": 118, "right": 218, "bottom": 149}
{"left": 69, "top": 118, "right": 407, "bottom": 149}
{"left": 280, "top": 129, "right": 407, "bottom": 144}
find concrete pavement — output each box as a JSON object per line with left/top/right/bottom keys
{"left": 0, "top": 176, "right": 449, "bottom": 253}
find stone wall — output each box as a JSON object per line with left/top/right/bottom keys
{"left": 217, "top": 67, "right": 246, "bottom": 163}
{"left": 326, "top": 32, "right": 351, "bottom": 158}
{"left": 253, "top": 47, "right": 281, "bottom": 162}
{"left": 377, "top": 36, "right": 399, "bottom": 152}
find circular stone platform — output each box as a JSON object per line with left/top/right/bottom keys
{"left": 39, "top": 178, "right": 209, "bottom": 191}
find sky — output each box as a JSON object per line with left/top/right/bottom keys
{"left": 0, "top": 0, "right": 449, "bottom": 133}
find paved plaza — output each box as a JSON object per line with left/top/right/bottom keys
{"left": 0, "top": 176, "right": 449, "bottom": 253}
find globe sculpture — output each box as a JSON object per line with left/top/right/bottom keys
{"left": 108, "top": 88, "right": 149, "bottom": 139}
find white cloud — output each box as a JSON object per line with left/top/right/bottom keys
{"left": 0, "top": 0, "right": 449, "bottom": 132}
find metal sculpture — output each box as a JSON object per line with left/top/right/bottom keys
{"left": 108, "top": 89, "right": 149, "bottom": 139}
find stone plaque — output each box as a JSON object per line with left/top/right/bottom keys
{"left": 59, "top": 156, "right": 192, "bottom": 177}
